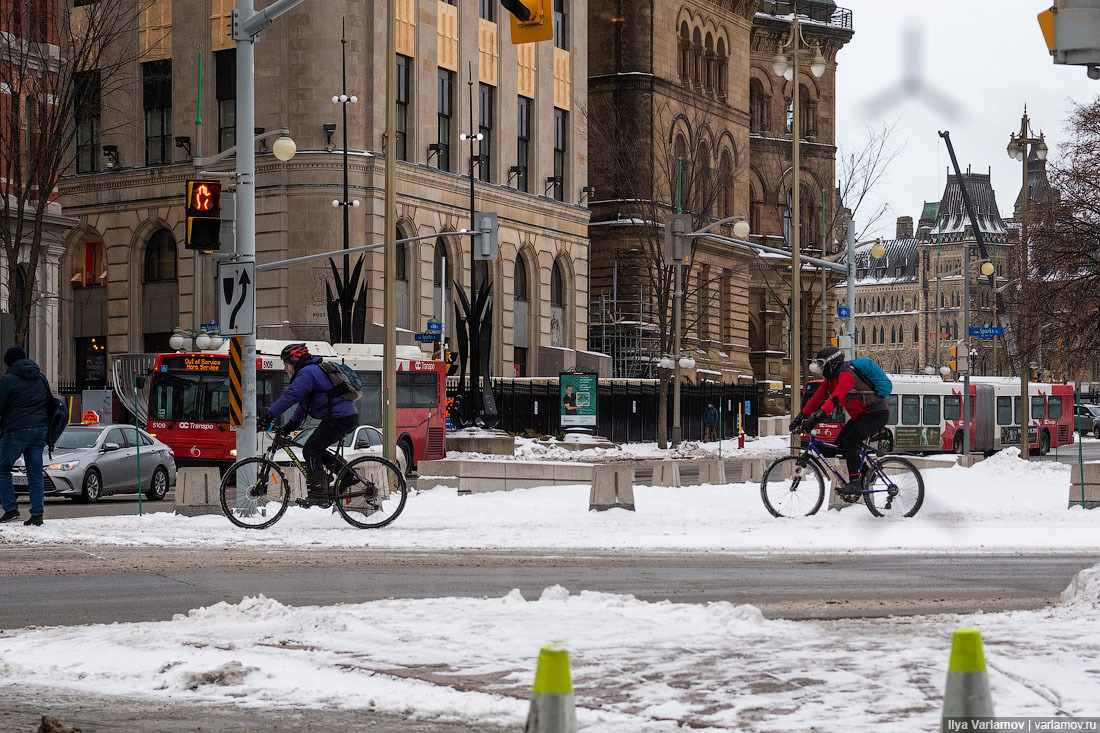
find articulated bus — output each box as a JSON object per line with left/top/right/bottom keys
{"left": 803, "top": 375, "right": 1075, "bottom": 455}
{"left": 144, "top": 340, "right": 446, "bottom": 470}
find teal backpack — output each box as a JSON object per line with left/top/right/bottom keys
{"left": 849, "top": 357, "right": 893, "bottom": 399}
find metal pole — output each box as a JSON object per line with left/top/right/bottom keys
{"left": 235, "top": 1, "right": 258, "bottom": 464}
{"left": 963, "top": 238, "right": 971, "bottom": 458}
{"left": 845, "top": 220, "right": 855, "bottom": 359}
{"left": 1019, "top": 113, "right": 1031, "bottom": 460}
{"left": 467, "top": 70, "right": 477, "bottom": 296}
{"left": 341, "top": 20, "right": 351, "bottom": 343}
{"left": 790, "top": 15, "right": 802, "bottom": 453}
{"left": 672, "top": 261, "right": 682, "bottom": 446}
{"left": 383, "top": 0, "right": 397, "bottom": 462}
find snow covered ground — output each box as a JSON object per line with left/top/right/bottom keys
{"left": 1, "top": 446, "right": 1099, "bottom": 730}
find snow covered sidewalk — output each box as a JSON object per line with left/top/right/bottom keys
{"left": 0, "top": 447, "right": 1096, "bottom": 555}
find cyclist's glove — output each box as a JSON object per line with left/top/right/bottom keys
{"left": 282, "top": 419, "right": 301, "bottom": 435}
{"left": 258, "top": 410, "right": 275, "bottom": 430}
{"left": 789, "top": 414, "right": 807, "bottom": 433}
{"left": 807, "top": 409, "right": 829, "bottom": 428}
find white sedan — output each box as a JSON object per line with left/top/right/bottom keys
{"left": 268, "top": 424, "right": 408, "bottom": 475}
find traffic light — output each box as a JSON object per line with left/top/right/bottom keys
{"left": 500, "top": 0, "right": 552, "bottom": 44}
{"left": 948, "top": 345, "right": 957, "bottom": 372}
{"left": 185, "top": 179, "right": 222, "bottom": 251}
{"left": 1039, "top": 2, "right": 1100, "bottom": 79}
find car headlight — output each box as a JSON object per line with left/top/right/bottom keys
{"left": 47, "top": 461, "right": 80, "bottom": 471}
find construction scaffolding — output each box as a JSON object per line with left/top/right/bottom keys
{"left": 589, "top": 289, "right": 662, "bottom": 379}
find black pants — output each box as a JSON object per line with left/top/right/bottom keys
{"left": 303, "top": 415, "right": 359, "bottom": 473}
{"left": 836, "top": 409, "right": 890, "bottom": 479}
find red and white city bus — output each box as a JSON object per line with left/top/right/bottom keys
{"left": 144, "top": 340, "right": 446, "bottom": 470}
{"left": 802, "top": 375, "right": 1075, "bottom": 455}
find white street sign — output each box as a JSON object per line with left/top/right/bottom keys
{"left": 217, "top": 261, "right": 255, "bottom": 335}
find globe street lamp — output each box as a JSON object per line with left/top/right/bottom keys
{"left": 1006, "top": 110, "right": 1047, "bottom": 459}
{"left": 772, "top": 12, "right": 825, "bottom": 450}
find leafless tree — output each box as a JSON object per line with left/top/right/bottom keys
{"left": 588, "top": 98, "right": 745, "bottom": 447}
{"left": 1026, "top": 97, "right": 1100, "bottom": 376}
{"left": 1, "top": 0, "right": 156, "bottom": 347}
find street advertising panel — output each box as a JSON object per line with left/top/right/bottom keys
{"left": 560, "top": 372, "right": 597, "bottom": 428}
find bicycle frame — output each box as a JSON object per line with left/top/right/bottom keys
{"left": 800, "top": 433, "right": 896, "bottom": 496}
{"left": 262, "top": 430, "right": 349, "bottom": 479}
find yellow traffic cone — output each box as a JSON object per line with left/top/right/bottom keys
{"left": 524, "top": 643, "right": 577, "bottom": 733}
{"left": 941, "top": 628, "right": 993, "bottom": 732}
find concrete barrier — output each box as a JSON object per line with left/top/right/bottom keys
{"left": 589, "top": 464, "right": 635, "bottom": 511}
{"left": 175, "top": 467, "right": 224, "bottom": 517}
{"left": 418, "top": 459, "right": 595, "bottom": 494}
{"left": 1069, "top": 462, "right": 1100, "bottom": 509}
{"left": 651, "top": 461, "right": 681, "bottom": 487}
{"left": 696, "top": 458, "right": 726, "bottom": 485}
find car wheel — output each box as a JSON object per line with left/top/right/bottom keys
{"left": 81, "top": 468, "right": 102, "bottom": 504}
{"left": 398, "top": 439, "right": 414, "bottom": 476}
{"left": 145, "top": 466, "right": 169, "bottom": 501}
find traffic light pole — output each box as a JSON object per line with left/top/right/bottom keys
{"left": 232, "top": 0, "right": 308, "bottom": 463}
{"left": 962, "top": 237, "right": 971, "bottom": 458}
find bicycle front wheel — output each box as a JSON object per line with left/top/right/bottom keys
{"left": 333, "top": 455, "right": 408, "bottom": 529}
{"left": 863, "top": 456, "right": 924, "bottom": 518}
{"left": 760, "top": 456, "right": 826, "bottom": 517}
{"left": 219, "top": 457, "right": 291, "bottom": 529}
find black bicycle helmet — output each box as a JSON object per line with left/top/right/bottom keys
{"left": 280, "top": 343, "right": 311, "bottom": 368}
{"left": 812, "top": 345, "right": 845, "bottom": 379}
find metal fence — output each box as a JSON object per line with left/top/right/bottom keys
{"left": 449, "top": 378, "right": 760, "bottom": 442}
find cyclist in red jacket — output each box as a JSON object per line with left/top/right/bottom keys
{"left": 789, "top": 346, "right": 890, "bottom": 496}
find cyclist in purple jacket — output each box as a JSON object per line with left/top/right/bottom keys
{"left": 260, "top": 343, "right": 358, "bottom": 507}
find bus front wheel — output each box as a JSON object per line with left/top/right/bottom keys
{"left": 1039, "top": 430, "right": 1051, "bottom": 456}
{"left": 953, "top": 431, "right": 964, "bottom": 454}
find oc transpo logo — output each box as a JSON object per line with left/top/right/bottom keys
{"left": 177, "top": 422, "right": 217, "bottom": 430}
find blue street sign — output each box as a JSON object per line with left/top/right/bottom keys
{"left": 969, "top": 326, "right": 1003, "bottom": 338}
{"left": 426, "top": 320, "right": 442, "bottom": 332}
{"left": 415, "top": 332, "right": 441, "bottom": 343}
{"left": 838, "top": 307, "right": 851, "bottom": 318}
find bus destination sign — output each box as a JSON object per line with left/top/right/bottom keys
{"left": 161, "top": 355, "right": 226, "bottom": 373}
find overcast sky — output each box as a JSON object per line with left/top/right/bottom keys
{"left": 833, "top": 0, "right": 1099, "bottom": 238}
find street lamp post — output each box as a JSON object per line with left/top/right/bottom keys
{"left": 1006, "top": 110, "right": 1048, "bottom": 460}
{"left": 330, "top": 20, "right": 359, "bottom": 343}
{"left": 772, "top": 11, "right": 825, "bottom": 448}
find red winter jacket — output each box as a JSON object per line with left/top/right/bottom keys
{"left": 800, "top": 365, "right": 887, "bottom": 421}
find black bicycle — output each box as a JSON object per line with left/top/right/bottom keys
{"left": 760, "top": 429, "right": 924, "bottom": 518}
{"left": 219, "top": 428, "right": 408, "bottom": 530}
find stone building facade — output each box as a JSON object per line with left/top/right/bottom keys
{"left": 585, "top": 0, "right": 852, "bottom": 385}
{"left": 56, "top": 0, "right": 590, "bottom": 386}
{"left": 840, "top": 172, "right": 1013, "bottom": 376}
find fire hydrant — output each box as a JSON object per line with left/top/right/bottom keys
{"left": 738, "top": 431, "right": 745, "bottom": 449}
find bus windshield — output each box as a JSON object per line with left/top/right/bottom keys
{"left": 149, "top": 370, "right": 231, "bottom": 423}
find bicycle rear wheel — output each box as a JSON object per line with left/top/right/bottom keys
{"left": 219, "top": 457, "right": 291, "bottom": 529}
{"left": 332, "top": 455, "right": 408, "bottom": 529}
{"left": 863, "top": 456, "right": 924, "bottom": 518}
{"left": 760, "top": 456, "right": 826, "bottom": 517}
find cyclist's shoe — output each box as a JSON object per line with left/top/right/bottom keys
{"left": 295, "top": 493, "right": 332, "bottom": 509}
{"left": 836, "top": 480, "right": 863, "bottom": 497}
{"left": 296, "top": 471, "right": 332, "bottom": 508}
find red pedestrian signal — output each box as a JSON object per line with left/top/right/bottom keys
{"left": 185, "top": 179, "right": 222, "bottom": 251}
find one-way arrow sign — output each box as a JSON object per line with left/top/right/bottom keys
{"left": 217, "top": 261, "right": 256, "bottom": 335}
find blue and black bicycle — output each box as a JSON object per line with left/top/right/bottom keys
{"left": 760, "top": 427, "right": 924, "bottom": 518}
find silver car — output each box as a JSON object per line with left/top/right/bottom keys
{"left": 13, "top": 425, "right": 177, "bottom": 503}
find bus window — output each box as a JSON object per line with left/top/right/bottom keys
{"left": 1014, "top": 397, "right": 1020, "bottom": 424}
{"left": 886, "top": 395, "right": 898, "bottom": 425}
{"left": 923, "top": 395, "right": 940, "bottom": 425}
{"left": 1047, "top": 395, "right": 1063, "bottom": 420}
{"left": 357, "top": 372, "right": 383, "bottom": 426}
{"left": 397, "top": 372, "right": 439, "bottom": 408}
{"left": 1031, "top": 396, "right": 1046, "bottom": 420}
{"left": 997, "top": 396, "right": 1013, "bottom": 425}
{"left": 944, "top": 395, "right": 961, "bottom": 422}
{"left": 901, "top": 395, "right": 921, "bottom": 425}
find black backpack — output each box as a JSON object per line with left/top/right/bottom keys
{"left": 40, "top": 376, "right": 69, "bottom": 459}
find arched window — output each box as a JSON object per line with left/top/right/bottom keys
{"left": 704, "top": 33, "right": 714, "bottom": 92}
{"left": 913, "top": 324, "right": 918, "bottom": 342}
{"left": 143, "top": 229, "right": 177, "bottom": 282}
{"left": 861, "top": 327, "right": 866, "bottom": 344}
{"left": 716, "top": 38, "right": 728, "bottom": 100}
{"left": 395, "top": 239, "right": 410, "bottom": 330}
{"left": 799, "top": 84, "right": 817, "bottom": 137}
{"left": 692, "top": 28, "right": 703, "bottom": 88}
{"left": 872, "top": 327, "right": 877, "bottom": 344}
{"left": 719, "top": 150, "right": 734, "bottom": 219}
{"left": 514, "top": 253, "right": 530, "bottom": 376}
{"left": 679, "top": 23, "right": 691, "bottom": 82}
{"left": 550, "top": 259, "right": 565, "bottom": 347}
{"left": 880, "top": 326, "right": 885, "bottom": 343}
{"left": 890, "top": 326, "right": 896, "bottom": 344}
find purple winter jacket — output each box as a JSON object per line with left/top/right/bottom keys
{"left": 268, "top": 356, "right": 358, "bottom": 423}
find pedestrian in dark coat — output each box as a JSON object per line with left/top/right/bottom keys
{"left": 0, "top": 346, "right": 49, "bottom": 526}
{"left": 703, "top": 402, "right": 719, "bottom": 442}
